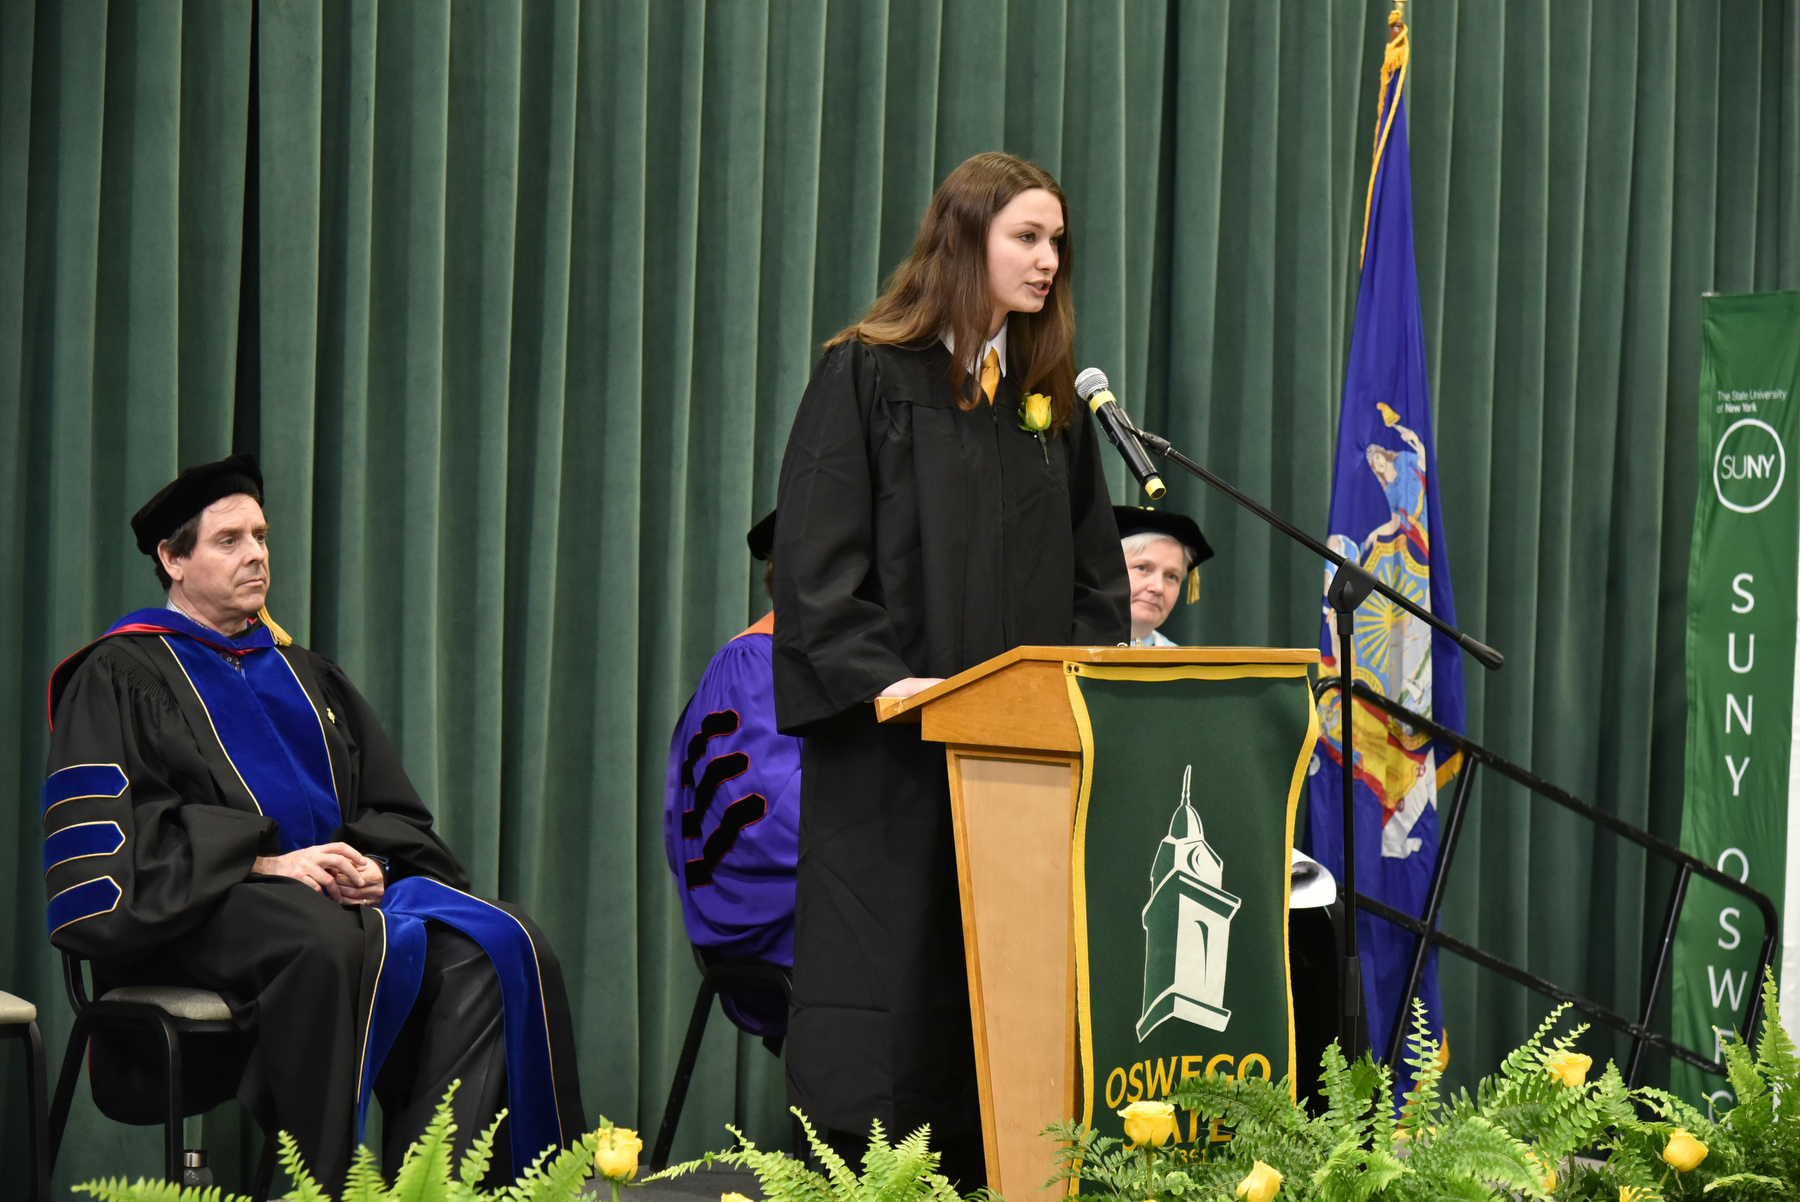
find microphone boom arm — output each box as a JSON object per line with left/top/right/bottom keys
{"left": 1130, "top": 426, "right": 1503, "bottom": 671}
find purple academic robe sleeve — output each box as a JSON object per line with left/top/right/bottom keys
{"left": 664, "top": 629, "right": 801, "bottom": 967}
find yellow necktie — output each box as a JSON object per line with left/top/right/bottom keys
{"left": 980, "top": 346, "right": 1000, "bottom": 404}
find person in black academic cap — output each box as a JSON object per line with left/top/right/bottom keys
{"left": 1114, "top": 505, "right": 1215, "bottom": 647}
{"left": 662, "top": 511, "right": 801, "bottom": 1037}
{"left": 40, "top": 456, "right": 584, "bottom": 1190}
{"left": 1113, "top": 504, "right": 1341, "bottom": 954}
{"left": 772, "top": 153, "right": 1129, "bottom": 1186}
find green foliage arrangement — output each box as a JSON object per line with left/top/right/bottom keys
{"left": 73, "top": 1083, "right": 613, "bottom": 1202}
{"left": 1045, "top": 979, "right": 1800, "bottom": 1202}
{"left": 72, "top": 982, "right": 1800, "bottom": 1202}
{"left": 1588, "top": 970, "right": 1799, "bottom": 1199}
{"left": 651, "top": 1108, "right": 983, "bottom": 1202}
{"left": 1047, "top": 999, "right": 1547, "bottom": 1202}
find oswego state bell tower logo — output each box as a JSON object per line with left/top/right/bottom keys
{"left": 1713, "top": 417, "right": 1786, "bottom": 514}
{"left": 1137, "top": 765, "right": 1241, "bottom": 1039}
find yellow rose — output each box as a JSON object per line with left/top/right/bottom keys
{"left": 1620, "top": 1188, "right": 1649, "bottom": 1202}
{"left": 1544, "top": 1051, "right": 1591, "bottom": 1087}
{"left": 1235, "top": 1160, "right": 1282, "bottom": 1202}
{"left": 1117, "top": 1099, "right": 1179, "bottom": 1148}
{"left": 1526, "top": 1150, "right": 1555, "bottom": 1193}
{"left": 593, "top": 1125, "right": 643, "bottom": 1181}
{"left": 1662, "top": 1128, "right": 1708, "bottom": 1172}
{"left": 1021, "top": 392, "right": 1053, "bottom": 433}
{"left": 722, "top": 1194, "right": 754, "bottom": 1202}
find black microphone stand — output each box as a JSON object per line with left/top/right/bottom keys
{"left": 1128, "top": 423, "right": 1503, "bottom": 1059}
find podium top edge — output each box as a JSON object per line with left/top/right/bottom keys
{"left": 873, "top": 645, "right": 1319, "bottom": 723}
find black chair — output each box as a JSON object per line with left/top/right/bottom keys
{"left": 649, "top": 949, "right": 793, "bottom": 1171}
{"left": 1, "top": 989, "right": 49, "bottom": 1201}
{"left": 48, "top": 953, "right": 277, "bottom": 1198}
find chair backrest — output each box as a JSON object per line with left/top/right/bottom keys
{"left": 60, "top": 952, "right": 92, "bottom": 1015}
{"left": 696, "top": 951, "right": 793, "bottom": 996}
{"left": 694, "top": 948, "right": 792, "bottom": 1041}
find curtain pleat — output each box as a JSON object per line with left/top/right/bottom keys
{"left": 7, "top": 1, "right": 1800, "bottom": 1191}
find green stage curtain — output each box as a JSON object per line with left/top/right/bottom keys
{"left": 1, "top": 0, "right": 1796, "bottom": 1191}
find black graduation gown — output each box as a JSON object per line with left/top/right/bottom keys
{"left": 771, "top": 340, "right": 1129, "bottom": 1148}
{"left": 43, "top": 632, "right": 584, "bottom": 1188}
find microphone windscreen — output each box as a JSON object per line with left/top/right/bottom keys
{"left": 1075, "top": 367, "right": 1109, "bottom": 400}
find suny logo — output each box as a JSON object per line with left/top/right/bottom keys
{"left": 1713, "top": 418, "right": 1786, "bottom": 514}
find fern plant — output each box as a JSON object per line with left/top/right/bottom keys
{"left": 74, "top": 1082, "right": 606, "bottom": 1202}
{"left": 1042, "top": 1049, "right": 1356, "bottom": 1201}
{"left": 1049, "top": 989, "right": 1800, "bottom": 1201}
{"left": 1049, "top": 1000, "right": 1567, "bottom": 1202}
{"left": 650, "top": 1107, "right": 983, "bottom": 1202}
{"left": 71, "top": 986, "right": 1800, "bottom": 1202}
{"left": 1581, "top": 970, "right": 1800, "bottom": 1201}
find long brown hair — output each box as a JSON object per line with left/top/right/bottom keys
{"left": 828, "top": 152, "right": 1077, "bottom": 430}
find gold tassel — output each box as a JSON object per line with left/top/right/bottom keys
{"left": 258, "top": 606, "right": 293, "bottom": 647}
{"left": 1358, "top": 7, "right": 1411, "bottom": 266}
{"left": 1186, "top": 568, "right": 1201, "bottom": 605}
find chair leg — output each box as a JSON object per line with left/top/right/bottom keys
{"left": 649, "top": 979, "right": 718, "bottom": 1171}
{"left": 252, "top": 1123, "right": 278, "bottom": 1202}
{"left": 25, "top": 1021, "right": 49, "bottom": 1202}
{"left": 47, "top": 1010, "right": 94, "bottom": 1171}
{"left": 155, "top": 1013, "right": 184, "bottom": 1182}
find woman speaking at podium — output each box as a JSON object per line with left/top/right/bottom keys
{"left": 771, "top": 152, "right": 1129, "bottom": 1185}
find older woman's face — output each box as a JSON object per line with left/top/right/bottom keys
{"left": 1126, "top": 536, "right": 1186, "bottom": 640}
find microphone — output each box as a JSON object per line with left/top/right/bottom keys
{"left": 1076, "top": 368, "right": 1166, "bottom": 501}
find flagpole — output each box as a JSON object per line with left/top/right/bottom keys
{"left": 1127, "top": 0, "right": 1479, "bottom": 1066}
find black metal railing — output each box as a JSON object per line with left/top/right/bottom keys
{"left": 1313, "top": 678, "right": 1779, "bottom": 1084}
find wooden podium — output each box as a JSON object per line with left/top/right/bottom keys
{"left": 875, "top": 645, "right": 1317, "bottom": 1198}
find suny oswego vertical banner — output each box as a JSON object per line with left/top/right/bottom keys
{"left": 1673, "top": 291, "right": 1800, "bottom": 1110}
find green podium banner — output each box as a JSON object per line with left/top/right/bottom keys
{"left": 1672, "top": 291, "right": 1800, "bottom": 1111}
{"left": 1068, "top": 662, "right": 1318, "bottom": 1157}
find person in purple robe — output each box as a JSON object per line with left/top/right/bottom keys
{"left": 663, "top": 511, "right": 801, "bottom": 1037}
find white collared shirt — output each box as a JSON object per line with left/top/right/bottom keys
{"left": 941, "top": 323, "right": 1008, "bottom": 379}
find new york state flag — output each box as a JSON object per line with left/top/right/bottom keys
{"left": 1305, "top": 19, "right": 1466, "bottom": 1065}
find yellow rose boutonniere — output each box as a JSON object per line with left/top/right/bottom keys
{"left": 1117, "top": 1099, "right": 1179, "bottom": 1148}
{"left": 1020, "top": 392, "right": 1053, "bottom": 462}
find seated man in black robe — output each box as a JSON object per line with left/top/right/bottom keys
{"left": 42, "top": 455, "right": 584, "bottom": 1188}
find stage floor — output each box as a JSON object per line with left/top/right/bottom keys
{"left": 601, "top": 1165, "right": 766, "bottom": 1202}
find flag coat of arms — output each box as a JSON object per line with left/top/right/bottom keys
{"left": 1305, "top": 19, "right": 1467, "bottom": 1062}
